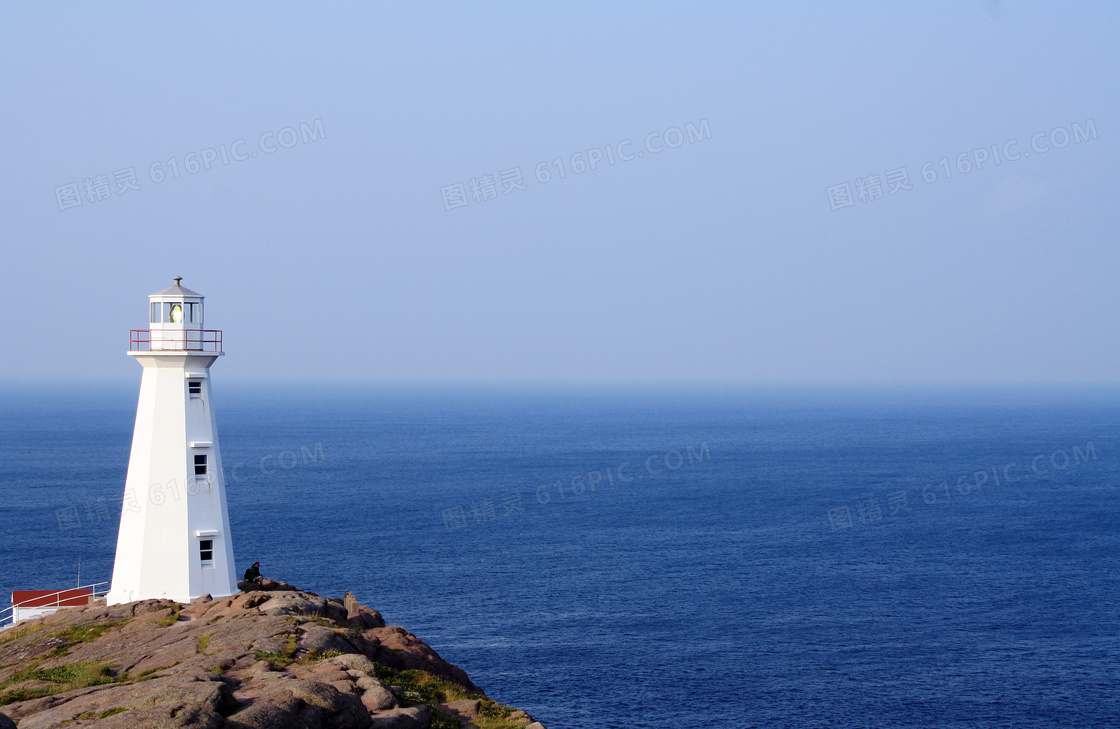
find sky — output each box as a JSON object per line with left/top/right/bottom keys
{"left": 1, "top": 2, "right": 1117, "bottom": 386}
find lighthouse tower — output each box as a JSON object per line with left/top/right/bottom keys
{"left": 107, "top": 278, "right": 238, "bottom": 605}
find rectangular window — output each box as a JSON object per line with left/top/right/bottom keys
{"left": 199, "top": 539, "right": 213, "bottom": 563}
{"left": 194, "top": 454, "right": 207, "bottom": 476}
{"left": 150, "top": 302, "right": 160, "bottom": 323}
{"left": 188, "top": 380, "right": 202, "bottom": 395}
{"left": 187, "top": 302, "right": 197, "bottom": 323}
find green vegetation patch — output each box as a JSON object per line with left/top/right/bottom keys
{"left": 54, "top": 621, "right": 126, "bottom": 644}
{"left": 0, "top": 661, "right": 116, "bottom": 706}
{"left": 0, "top": 621, "right": 52, "bottom": 646}
{"left": 252, "top": 634, "right": 300, "bottom": 669}
{"left": 111, "top": 661, "right": 180, "bottom": 685}
{"left": 373, "top": 664, "right": 521, "bottom": 729}
{"left": 430, "top": 707, "right": 463, "bottom": 729}
{"left": 473, "top": 704, "right": 531, "bottom": 729}
{"left": 306, "top": 615, "right": 346, "bottom": 629}
{"left": 155, "top": 605, "right": 182, "bottom": 627}
{"left": 253, "top": 635, "right": 349, "bottom": 670}
{"left": 78, "top": 706, "right": 128, "bottom": 719}
{"left": 197, "top": 633, "right": 213, "bottom": 655}
{"left": 49, "top": 620, "right": 128, "bottom": 656}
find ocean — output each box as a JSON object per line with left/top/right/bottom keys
{"left": 1, "top": 385, "right": 1118, "bottom": 728}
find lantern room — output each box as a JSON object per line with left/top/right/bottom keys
{"left": 130, "top": 276, "right": 221, "bottom": 352}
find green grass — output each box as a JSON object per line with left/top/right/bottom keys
{"left": 129, "top": 663, "right": 179, "bottom": 682}
{"left": 54, "top": 621, "right": 126, "bottom": 644}
{"left": 303, "top": 615, "right": 347, "bottom": 629}
{"left": 372, "top": 664, "right": 521, "bottom": 729}
{"left": 252, "top": 633, "right": 349, "bottom": 670}
{"left": 197, "top": 633, "right": 213, "bottom": 655}
{"left": 252, "top": 634, "right": 300, "bottom": 669}
{"left": 376, "top": 665, "right": 473, "bottom": 705}
{"left": 429, "top": 708, "right": 463, "bottom": 729}
{"left": 473, "top": 705, "right": 531, "bottom": 729}
{"left": 0, "top": 621, "right": 51, "bottom": 646}
{"left": 155, "top": 605, "right": 181, "bottom": 627}
{"left": 79, "top": 706, "right": 128, "bottom": 719}
{"left": 0, "top": 661, "right": 116, "bottom": 706}
{"left": 48, "top": 620, "right": 128, "bottom": 657}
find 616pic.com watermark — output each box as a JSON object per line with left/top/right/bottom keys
{"left": 53, "top": 442, "right": 326, "bottom": 533}
{"left": 53, "top": 119, "right": 326, "bottom": 212}
{"left": 439, "top": 442, "right": 712, "bottom": 532}
{"left": 825, "top": 118, "right": 1098, "bottom": 211}
{"left": 439, "top": 118, "right": 712, "bottom": 212}
{"left": 826, "top": 441, "right": 1099, "bottom": 533}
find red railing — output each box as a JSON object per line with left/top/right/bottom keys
{"left": 130, "top": 329, "right": 223, "bottom": 352}
{"left": 2, "top": 582, "right": 109, "bottom": 627}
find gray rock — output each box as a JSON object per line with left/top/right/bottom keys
{"left": 325, "top": 653, "right": 379, "bottom": 675}
{"left": 254, "top": 593, "right": 348, "bottom": 624}
{"left": 358, "top": 677, "right": 396, "bottom": 712}
{"left": 525, "top": 722, "right": 547, "bottom": 729}
{"left": 223, "top": 696, "right": 305, "bottom": 729}
{"left": 227, "top": 679, "right": 371, "bottom": 729}
{"left": 299, "top": 625, "right": 356, "bottom": 655}
{"left": 11, "top": 673, "right": 229, "bottom": 729}
{"left": 441, "top": 699, "right": 480, "bottom": 719}
{"left": 368, "top": 705, "right": 432, "bottom": 729}
{"left": 96, "top": 705, "right": 226, "bottom": 729}
{"left": 344, "top": 592, "right": 361, "bottom": 614}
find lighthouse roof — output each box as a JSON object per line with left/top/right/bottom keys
{"left": 151, "top": 276, "right": 202, "bottom": 298}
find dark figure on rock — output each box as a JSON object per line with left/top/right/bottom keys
{"left": 244, "top": 561, "right": 261, "bottom": 583}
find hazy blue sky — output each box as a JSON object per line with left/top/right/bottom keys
{"left": 2, "top": 2, "right": 1116, "bottom": 385}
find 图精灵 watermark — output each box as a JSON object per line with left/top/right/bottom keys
{"left": 825, "top": 441, "right": 1099, "bottom": 533}
{"left": 53, "top": 442, "right": 327, "bottom": 532}
{"left": 825, "top": 118, "right": 1098, "bottom": 211}
{"left": 53, "top": 119, "right": 326, "bottom": 212}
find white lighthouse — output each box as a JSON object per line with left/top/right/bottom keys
{"left": 107, "top": 278, "right": 238, "bottom": 605}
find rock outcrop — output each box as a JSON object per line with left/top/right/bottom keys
{"left": 0, "top": 585, "right": 545, "bottom": 729}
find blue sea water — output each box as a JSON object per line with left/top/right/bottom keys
{"left": 1, "top": 385, "right": 1118, "bottom": 729}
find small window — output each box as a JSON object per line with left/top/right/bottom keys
{"left": 150, "top": 302, "right": 160, "bottom": 323}
{"left": 199, "top": 539, "right": 213, "bottom": 563}
{"left": 187, "top": 302, "right": 198, "bottom": 323}
{"left": 188, "top": 380, "right": 202, "bottom": 395}
{"left": 194, "top": 454, "right": 207, "bottom": 476}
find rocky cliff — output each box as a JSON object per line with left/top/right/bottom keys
{"left": 0, "top": 581, "right": 546, "bottom": 729}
